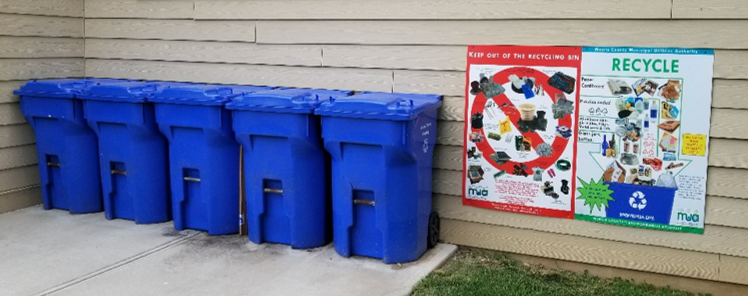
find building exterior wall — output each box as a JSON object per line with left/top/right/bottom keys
{"left": 2, "top": 0, "right": 747, "bottom": 289}
{"left": 0, "top": 0, "right": 84, "bottom": 213}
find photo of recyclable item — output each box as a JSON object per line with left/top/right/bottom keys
{"left": 659, "top": 133, "right": 678, "bottom": 152}
{"left": 659, "top": 79, "right": 682, "bottom": 101}
{"left": 658, "top": 120, "right": 680, "bottom": 133}
{"left": 551, "top": 94, "right": 574, "bottom": 119}
{"left": 607, "top": 79, "right": 633, "bottom": 95}
{"left": 470, "top": 73, "right": 506, "bottom": 99}
{"left": 508, "top": 74, "right": 538, "bottom": 97}
{"left": 515, "top": 135, "right": 532, "bottom": 152}
{"left": 632, "top": 78, "right": 659, "bottom": 96}
{"left": 547, "top": 72, "right": 576, "bottom": 94}
{"left": 615, "top": 96, "right": 648, "bottom": 119}
{"left": 468, "top": 165, "right": 485, "bottom": 184}
{"left": 471, "top": 112, "right": 484, "bottom": 129}
{"left": 643, "top": 158, "right": 663, "bottom": 171}
{"left": 487, "top": 132, "right": 502, "bottom": 141}
{"left": 601, "top": 134, "right": 617, "bottom": 157}
{"left": 661, "top": 101, "right": 680, "bottom": 119}
{"left": 466, "top": 147, "right": 482, "bottom": 160}
{"left": 555, "top": 125, "right": 572, "bottom": 139}
{"left": 470, "top": 131, "right": 484, "bottom": 143}
{"left": 490, "top": 151, "right": 512, "bottom": 165}
{"left": 602, "top": 161, "right": 626, "bottom": 183}
{"left": 499, "top": 117, "right": 512, "bottom": 134}
{"left": 516, "top": 104, "right": 548, "bottom": 133}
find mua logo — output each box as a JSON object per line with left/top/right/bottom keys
{"left": 677, "top": 210, "right": 700, "bottom": 223}
{"left": 467, "top": 186, "right": 490, "bottom": 198}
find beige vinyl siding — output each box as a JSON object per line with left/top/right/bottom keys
{"left": 65, "top": 0, "right": 748, "bottom": 289}
{"left": 0, "top": 0, "right": 83, "bottom": 18}
{"left": 0, "top": 2, "right": 84, "bottom": 211}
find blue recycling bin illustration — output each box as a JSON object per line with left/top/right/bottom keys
{"left": 150, "top": 84, "right": 273, "bottom": 235}
{"left": 315, "top": 91, "right": 442, "bottom": 264}
{"left": 78, "top": 81, "right": 171, "bottom": 224}
{"left": 14, "top": 79, "right": 109, "bottom": 213}
{"left": 604, "top": 182, "right": 678, "bottom": 225}
{"left": 226, "top": 88, "right": 352, "bottom": 249}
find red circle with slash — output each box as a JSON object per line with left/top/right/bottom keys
{"left": 471, "top": 67, "right": 572, "bottom": 176}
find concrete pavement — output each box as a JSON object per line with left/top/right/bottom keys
{"left": 0, "top": 206, "right": 456, "bottom": 296}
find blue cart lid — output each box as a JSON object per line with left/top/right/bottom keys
{"left": 149, "top": 85, "right": 248, "bottom": 106}
{"left": 14, "top": 79, "right": 99, "bottom": 99}
{"left": 226, "top": 85, "right": 276, "bottom": 95}
{"left": 314, "top": 91, "right": 443, "bottom": 121}
{"left": 226, "top": 88, "right": 353, "bottom": 114}
{"left": 77, "top": 82, "right": 166, "bottom": 103}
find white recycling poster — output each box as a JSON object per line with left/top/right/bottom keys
{"left": 574, "top": 47, "right": 713, "bottom": 234}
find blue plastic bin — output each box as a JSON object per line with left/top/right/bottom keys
{"left": 13, "top": 79, "right": 109, "bottom": 213}
{"left": 150, "top": 84, "right": 273, "bottom": 235}
{"left": 78, "top": 82, "right": 171, "bottom": 224}
{"left": 315, "top": 92, "right": 442, "bottom": 263}
{"left": 226, "top": 88, "right": 352, "bottom": 248}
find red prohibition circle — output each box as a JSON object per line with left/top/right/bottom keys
{"left": 471, "top": 67, "right": 572, "bottom": 176}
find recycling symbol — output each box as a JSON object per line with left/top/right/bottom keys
{"left": 629, "top": 191, "right": 647, "bottom": 210}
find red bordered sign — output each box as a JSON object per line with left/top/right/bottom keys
{"left": 462, "top": 45, "right": 582, "bottom": 219}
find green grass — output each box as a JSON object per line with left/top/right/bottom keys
{"left": 412, "top": 248, "right": 710, "bottom": 296}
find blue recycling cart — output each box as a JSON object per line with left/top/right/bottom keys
{"left": 13, "top": 79, "right": 115, "bottom": 213}
{"left": 78, "top": 81, "right": 172, "bottom": 224}
{"left": 315, "top": 92, "right": 442, "bottom": 263}
{"left": 150, "top": 84, "right": 273, "bottom": 235}
{"left": 226, "top": 88, "right": 352, "bottom": 248}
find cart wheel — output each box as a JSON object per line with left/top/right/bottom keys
{"left": 427, "top": 211, "right": 440, "bottom": 249}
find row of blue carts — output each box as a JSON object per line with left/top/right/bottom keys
{"left": 15, "top": 79, "right": 442, "bottom": 264}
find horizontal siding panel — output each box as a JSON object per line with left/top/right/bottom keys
{"left": 432, "top": 145, "right": 748, "bottom": 200}
{"left": 0, "top": 81, "right": 24, "bottom": 103}
{"left": 0, "top": 58, "right": 84, "bottom": 81}
{"left": 719, "top": 255, "right": 748, "bottom": 285}
{"left": 394, "top": 70, "right": 463, "bottom": 96}
{"left": 707, "top": 167, "right": 748, "bottom": 200}
{"left": 714, "top": 50, "right": 748, "bottom": 79}
{"left": 256, "top": 20, "right": 748, "bottom": 49}
{"left": 433, "top": 145, "right": 462, "bottom": 171}
{"left": 713, "top": 80, "right": 748, "bottom": 109}
{"left": 0, "top": 187, "right": 41, "bottom": 214}
{"left": 323, "top": 45, "right": 465, "bottom": 71}
{"left": 706, "top": 196, "right": 748, "bottom": 229}
{"left": 0, "top": 103, "right": 24, "bottom": 125}
{"left": 85, "top": 39, "right": 322, "bottom": 67}
{"left": 0, "top": 124, "right": 34, "bottom": 148}
{"left": 441, "top": 219, "right": 721, "bottom": 281}
{"left": 85, "top": 0, "right": 194, "bottom": 19}
{"left": 0, "top": 36, "right": 83, "bottom": 58}
{"left": 195, "top": 0, "right": 671, "bottom": 20}
{"left": 436, "top": 120, "right": 463, "bottom": 146}
{"left": 0, "top": 0, "right": 82, "bottom": 18}
{"left": 86, "top": 59, "right": 393, "bottom": 92}
{"left": 0, "top": 13, "right": 82, "bottom": 38}
{"left": 709, "top": 138, "right": 748, "bottom": 169}
{"left": 85, "top": 19, "right": 255, "bottom": 42}
{"left": 673, "top": 0, "right": 748, "bottom": 19}
{"left": 437, "top": 96, "right": 464, "bottom": 121}
{"left": 0, "top": 165, "right": 39, "bottom": 193}
{"left": 0, "top": 145, "right": 37, "bottom": 171}
{"left": 435, "top": 194, "right": 748, "bottom": 258}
